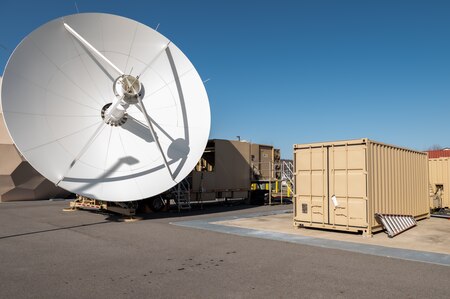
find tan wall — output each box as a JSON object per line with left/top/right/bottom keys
{"left": 259, "top": 146, "right": 273, "bottom": 179}
{"left": 192, "top": 140, "right": 252, "bottom": 192}
{"left": 250, "top": 143, "right": 275, "bottom": 180}
{"left": 429, "top": 158, "right": 450, "bottom": 208}
{"left": 294, "top": 138, "right": 429, "bottom": 234}
{"left": 191, "top": 140, "right": 275, "bottom": 194}
{"left": 0, "top": 116, "right": 11, "bottom": 144}
{"left": 0, "top": 77, "right": 12, "bottom": 145}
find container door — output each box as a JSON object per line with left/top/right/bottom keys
{"left": 295, "top": 146, "right": 328, "bottom": 224}
{"left": 328, "top": 144, "right": 367, "bottom": 227}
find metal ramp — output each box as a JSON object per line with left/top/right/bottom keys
{"left": 375, "top": 213, "right": 417, "bottom": 238}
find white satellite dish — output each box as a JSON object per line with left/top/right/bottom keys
{"left": 1, "top": 13, "right": 210, "bottom": 202}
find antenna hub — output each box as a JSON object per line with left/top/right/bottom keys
{"left": 101, "top": 103, "right": 128, "bottom": 126}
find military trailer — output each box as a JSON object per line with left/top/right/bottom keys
{"left": 189, "top": 139, "right": 280, "bottom": 203}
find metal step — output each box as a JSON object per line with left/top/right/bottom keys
{"left": 176, "top": 195, "right": 191, "bottom": 210}
{"left": 375, "top": 213, "right": 417, "bottom": 238}
{"left": 171, "top": 179, "right": 191, "bottom": 211}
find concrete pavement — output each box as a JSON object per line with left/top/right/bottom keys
{"left": 0, "top": 200, "right": 448, "bottom": 298}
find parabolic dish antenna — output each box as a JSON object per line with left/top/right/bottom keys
{"left": 1, "top": 13, "right": 210, "bottom": 202}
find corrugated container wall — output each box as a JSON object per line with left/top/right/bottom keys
{"left": 429, "top": 158, "right": 450, "bottom": 209}
{"left": 293, "top": 139, "right": 429, "bottom": 236}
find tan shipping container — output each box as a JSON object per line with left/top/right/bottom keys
{"left": 429, "top": 158, "right": 450, "bottom": 209}
{"left": 293, "top": 138, "right": 429, "bottom": 236}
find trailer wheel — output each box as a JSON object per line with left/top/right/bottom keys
{"left": 149, "top": 197, "right": 164, "bottom": 212}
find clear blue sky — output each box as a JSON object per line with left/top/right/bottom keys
{"left": 1, "top": 0, "right": 449, "bottom": 158}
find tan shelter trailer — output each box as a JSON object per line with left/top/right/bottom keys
{"left": 429, "top": 158, "right": 450, "bottom": 209}
{"left": 293, "top": 138, "right": 429, "bottom": 236}
{"left": 190, "top": 139, "right": 279, "bottom": 201}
